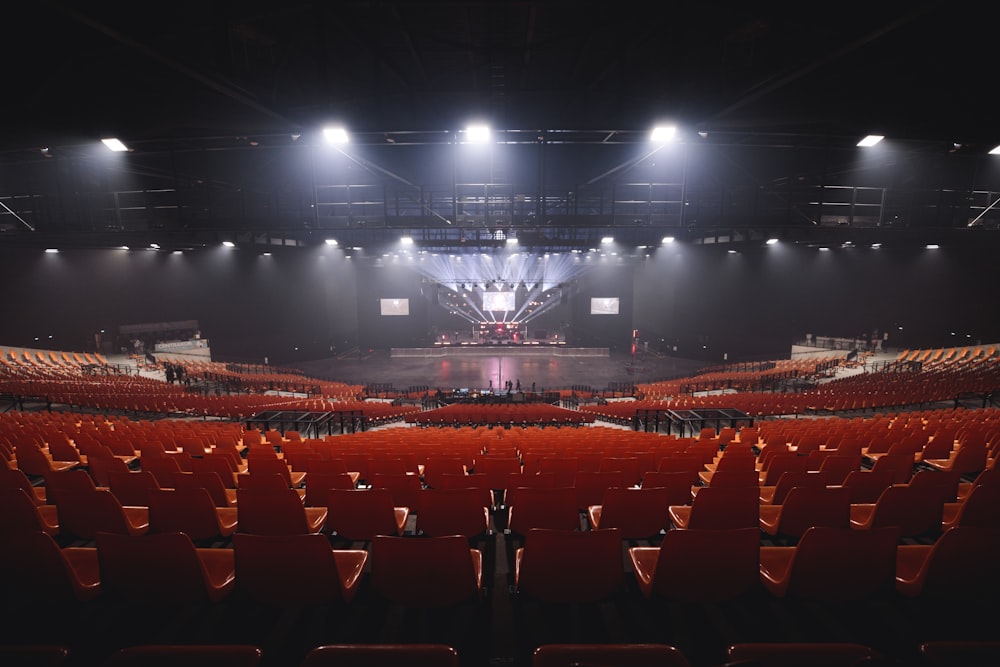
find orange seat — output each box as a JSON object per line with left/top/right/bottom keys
{"left": 942, "top": 482, "right": 1000, "bottom": 529}
{"left": 235, "top": 487, "right": 327, "bottom": 535}
{"left": 416, "top": 487, "right": 492, "bottom": 538}
{"left": 505, "top": 486, "right": 580, "bottom": 537}
{"left": 586, "top": 486, "right": 672, "bottom": 539}
{"left": 514, "top": 527, "right": 624, "bottom": 604}
{"left": 532, "top": 643, "right": 692, "bottom": 667}
{"left": 0, "top": 487, "right": 60, "bottom": 536}
{"left": 302, "top": 471, "right": 357, "bottom": 507}
{"left": 759, "top": 485, "right": 852, "bottom": 540}
{"left": 849, "top": 483, "right": 944, "bottom": 539}
{"left": 326, "top": 488, "right": 409, "bottom": 542}
{"left": 895, "top": 525, "right": 1000, "bottom": 598}
{"left": 95, "top": 530, "right": 235, "bottom": 604}
{"left": 107, "top": 470, "right": 161, "bottom": 507}
{"left": 0, "top": 465, "right": 47, "bottom": 504}
{"left": 628, "top": 527, "right": 761, "bottom": 602}
{"left": 759, "top": 526, "right": 899, "bottom": 600}
{"left": 838, "top": 469, "right": 894, "bottom": 504}
{"left": 55, "top": 488, "right": 150, "bottom": 540}
{"left": 757, "top": 470, "right": 827, "bottom": 505}
{"left": 0, "top": 530, "right": 101, "bottom": 603}
{"left": 103, "top": 644, "right": 262, "bottom": 667}
{"left": 725, "top": 642, "right": 875, "bottom": 667}
{"left": 173, "top": 471, "right": 239, "bottom": 507}
{"left": 301, "top": 644, "right": 459, "bottom": 667}
{"left": 148, "top": 487, "right": 239, "bottom": 542}
{"left": 233, "top": 532, "right": 367, "bottom": 606}
{"left": 668, "top": 485, "right": 759, "bottom": 530}
{"left": 370, "top": 534, "right": 483, "bottom": 608}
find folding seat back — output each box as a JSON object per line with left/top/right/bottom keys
{"left": 726, "top": 643, "right": 874, "bottom": 667}
{"left": 572, "top": 470, "right": 626, "bottom": 511}
{"left": 95, "top": 530, "right": 235, "bottom": 604}
{"left": 760, "top": 526, "right": 899, "bottom": 600}
{"left": 233, "top": 532, "right": 367, "bottom": 607}
{"left": 840, "top": 469, "right": 894, "bottom": 504}
{"left": 947, "top": 482, "right": 1000, "bottom": 528}
{"left": 628, "top": 526, "right": 761, "bottom": 602}
{"left": 760, "top": 470, "right": 827, "bottom": 505}
{"left": 173, "top": 471, "right": 237, "bottom": 507}
{"left": 0, "top": 487, "right": 59, "bottom": 536}
{"left": 421, "top": 456, "right": 466, "bottom": 489}
{"left": 506, "top": 486, "right": 580, "bottom": 537}
{"left": 0, "top": 530, "right": 101, "bottom": 603}
{"left": 416, "top": 487, "right": 491, "bottom": 538}
{"left": 758, "top": 453, "right": 809, "bottom": 486}
{"left": 531, "top": 643, "right": 692, "bottom": 667}
{"left": 86, "top": 453, "right": 131, "bottom": 487}
{"left": 371, "top": 534, "right": 483, "bottom": 608}
{"left": 55, "top": 488, "right": 150, "bottom": 540}
{"left": 236, "top": 487, "right": 326, "bottom": 535}
{"left": 868, "top": 453, "right": 914, "bottom": 484}
{"left": 326, "top": 488, "right": 409, "bottom": 541}
{"left": 895, "top": 525, "right": 1000, "bottom": 598}
{"left": 639, "top": 471, "right": 698, "bottom": 506}
{"left": 107, "top": 470, "right": 161, "bottom": 507}
{"left": 148, "top": 487, "right": 238, "bottom": 542}
{"left": 817, "top": 453, "right": 864, "bottom": 485}
{"left": 303, "top": 471, "right": 357, "bottom": 507}
{"left": 677, "top": 485, "right": 759, "bottom": 530}
{"left": 514, "top": 527, "right": 623, "bottom": 604}
{"left": 859, "top": 483, "right": 944, "bottom": 538}
{"left": 0, "top": 465, "right": 46, "bottom": 504}
{"left": 587, "top": 486, "right": 671, "bottom": 539}
{"left": 760, "top": 485, "right": 852, "bottom": 539}
{"left": 193, "top": 452, "right": 240, "bottom": 482}
{"left": 907, "top": 468, "right": 961, "bottom": 504}
{"left": 103, "top": 645, "right": 262, "bottom": 667}
{"left": 140, "top": 456, "right": 183, "bottom": 488}
{"left": 301, "top": 644, "right": 459, "bottom": 667}
{"left": 538, "top": 458, "right": 580, "bottom": 487}
{"left": 370, "top": 472, "right": 424, "bottom": 514}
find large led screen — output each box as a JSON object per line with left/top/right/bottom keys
{"left": 590, "top": 297, "right": 620, "bottom": 315}
{"left": 380, "top": 298, "right": 410, "bottom": 316}
{"left": 483, "top": 291, "right": 515, "bottom": 311}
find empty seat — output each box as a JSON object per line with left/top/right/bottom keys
{"left": 370, "top": 534, "right": 483, "bottom": 608}
{"left": 300, "top": 644, "right": 459, "bottom": 667}
{"left": 759, "top": 526, "right": 899, "bottom": 601}
{"left": 628, "top": 527, "right": 761, "bottom": 602}
{"left": 514, "top": 527, "right": 624, "bottom": 604}
{"left": 532, "top": 643, "right": 692, "bottom": 667}
{"left": 233, "top": 532, "right": 367, "bottom": 607}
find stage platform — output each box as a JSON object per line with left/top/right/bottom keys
{"left": 391, "top": 345, "right": 608, "bottom": 358}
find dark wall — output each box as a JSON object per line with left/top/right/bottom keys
{"left": 355, "top": 262, "right": 431, "bottom": 350}
{"left": 0, "top": 241, "right": 996, "bottom": 366}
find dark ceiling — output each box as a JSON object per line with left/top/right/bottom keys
{"left": 1, "top": 2, "right": 998, "bottom": 252}
{"left": 6, "top": 1, "right": 994, "bottom": 149}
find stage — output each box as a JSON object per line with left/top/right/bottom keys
{"left": 391, "top": 345, "right": 608, "bottom": 358}
{"left": 299, "top": 347, "right": 707, "bottom": 394}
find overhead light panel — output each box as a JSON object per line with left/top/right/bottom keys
{"left": 464, "top": 124, "right": 491, "bottom": 143}
{"left": 325, "top": 239, "right": 338, "bottom": 246}
{"left": 650, "top": 125, "right": 677, "bottom": 142}
{"left": 601, "top": 236, "right": 614, "bottom": 244}
{"left": 857, "top": 135, "right": 884, "bottom": 147}
{"left": 101, "top": 137, "right": 129, "bottom": 152}
{"left": 322, "top": 127, "right": 349, "bottom": 144}
{"left": 400, "top": 236, "right": 414, "bottom": 246}
{"left": 989, "top": 145, "right": 1000, "bottom": 155}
